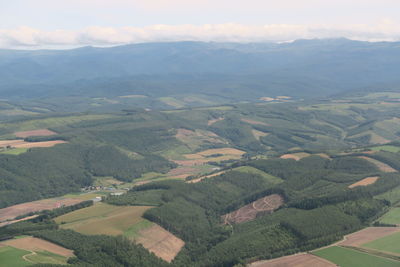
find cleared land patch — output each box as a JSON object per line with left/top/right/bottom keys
{"left": 222, "top": 194, "right": 283, "bottom": 224}
{"left": 280, "top": 152, "right": 310, "bottom": 161}
{"left": 349, "top": 176, "right": 380, "bottom": 188}
{"left": 358, "top": 156, "right": 398, "bottom": 173}
{"left": 313, "top": 246, "right": 400, "bottom": 267}
{"left": 250, "top": 253, "right": 336, "bottom": 267}
{"left": 136, "top": 224, "right": 185, "bottom": 263}
{"left": 175, "top": 128, "right": 226, "bottom": 150}
{"left": 14, "top": 129, "right": 57, "bottom": 138}
{"left": 55, "top": 203, "right": 152, "bottom": 236}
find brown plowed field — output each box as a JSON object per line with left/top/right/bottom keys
{"left": 349, "top": 176, "right": 380, "bottom": 188}
{"left": 14, "top": 129, "right": 57, "bottom": 138}
{"left": 136, "top": 224, "right": 185, "bottom": 263}
{"left": 339, "top": 227, "right": 400, "bottom": 247}
{"left": 358, "top": 156, "right": 397, "bottom": 172}
{"left": 280, "top": 152, "right": 310, "bottom": 161}
{"left": 167, "top": 167, "right": 198, "bottom": 178}
{"left": 0, "top": 197, "right": 83, "bottom": 222}
{"left": 222, "top": 194, "right": 283, "bottom": 224}
{"left": 249, "top": 253, "right": 336, "bottom": 267}
{"left": 2, "top": 236, "right": 74, "bottom": 257}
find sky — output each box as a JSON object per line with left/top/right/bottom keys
{"left": 1, "top": 0, "right": 400, "bottom": 49}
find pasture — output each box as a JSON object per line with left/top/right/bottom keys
{"left": 339, "top": 227, "right": 400, "bottom": 247}
{"left": 0, "top": 246, "right": 31, "bottom": 267}
{"left": 371, "top": 145, "right": 400, "bottom": 153}
{"left": 55, "top": 203, "right": 153, "bottom": 236}
{"left": 313, "top": 246, "right": 400, "bottom": 267}
{"left": 233, "top": 166, "right": 283, "bottom": 184}
{"left": 0, "top": 236, "right": 73, "bottom": 266}
{"left": 250, "top": 253, "right": 336, "bottom": 267}
{"left": 363, "top": 231, "right": 400, "bottom": 255}
{"left": 379, "top": 208, "right": 400, "bottom": 225}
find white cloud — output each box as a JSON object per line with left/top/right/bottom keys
{"left": 1, "top": 22, "right": 400, "bottom": 49}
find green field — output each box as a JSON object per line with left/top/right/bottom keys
{"left": 25, "top": 250, "right": 69, "bottom": 265}
{"left": 371, "top": 145, "right": 400, "bottom": 153}
{"left": 234, "top": 166, "right": 283, "bottom": 184}
{"left": 0, "top": 148, "right": 29, "bottom": 155}
{"left": 363, "top": 232, "right": 400, "bottom": 255}
{"left": 313, "top": 246, "right": 400, "bottom": 267}
{"left": 54, "top": 203, "right": 153, "bottom": 236}
{"left": 0, "top": 246, "right": 32, "bottom": 267}
{"left": 379, "top": 208, "right": 400, "bottom": 225}
{"left": 376, "top": 186, "right": 400, "bottom": 205}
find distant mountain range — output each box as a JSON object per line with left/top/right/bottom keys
{"left": 1, "top": 38, "right": 400, "bottom": 101}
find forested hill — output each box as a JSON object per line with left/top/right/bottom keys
{"left": 1, "top": 39, "right": 400, "bottom": 103}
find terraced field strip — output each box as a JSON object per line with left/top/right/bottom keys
{"left": 313, "top": 246, "right": 400, "bottom": 267}
{"left": 358, "top": 156, "right": 398, "bottom": 172}
{"left": 249, "top": 253, "right": 336, "bottom": 267}
{"left": 349, "top": 176, "right": 380, "bottom": 188}
{"left": 222, "top": 194, "right": 283, "bottom": 224}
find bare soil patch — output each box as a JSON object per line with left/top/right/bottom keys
{"left": 14, "top": 129, "right": 57, "bottom": 138}
{"left": 2, "top": 236, "right": 74, "bottom": 257}
{"left": 280, "top": 152, "right": 310, "bottom": 161}
{"left": 241, "top": 118, "right": 270, "bottom": 126}
{"left": 136, "top": 224, "right": 185, "bottom": 263}
{"left": 222, "top": 194, "right": 284, "bottom": 224}
{"left": 0, "top": 197, "right": 83, "bottom": 222}
{"left": 349, "top": 176, "right": 380, "bottom": 188}
{"left": 358, "top": 156, "right": 397, "bottom": 172}
{"left": 249, "top": 253, "right": 336, "bottom": 267}
{"left": 339, "top": 227, "right": 400, "bottom": 247}
{"left": 207, "top": 117, "right": 224, "bottom": 126}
